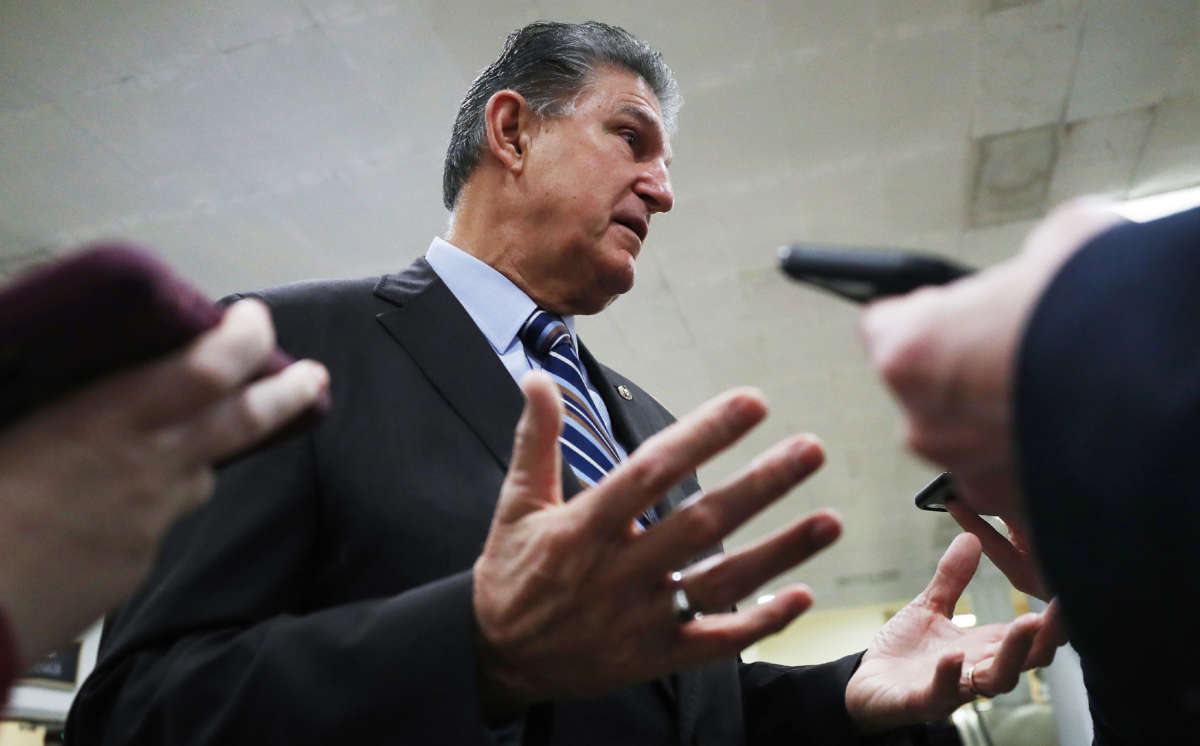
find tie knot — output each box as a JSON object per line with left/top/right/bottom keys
{"left": 520, "top": 309, "right": 573, "bottom": 359}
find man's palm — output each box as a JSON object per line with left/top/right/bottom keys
{"left": 846, "top": 534, "right": 1051, "bottom": 730}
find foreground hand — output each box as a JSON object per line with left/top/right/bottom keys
{"left": 473, "top": 372, "right": 842, "bottom": 712}
{"left": 859, "top": 199, "right": 1125, "bottom": 522}
{"left": 0, "top": 299, "right": 329, "bottom": 663}
{"left": 945, "top": 501, "right": 1047, "bottom": 601}
{"left": 846, "top": 534, "right": 1063, "bottom": 730}
{"left": 945, "top": 501, "right": 1070, "bottom": 650}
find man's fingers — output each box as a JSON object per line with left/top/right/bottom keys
{"left": 945, "top": 503, "right": 1049, "bottom": 600}
{"left": 1044, "top": 598, "right": 1069, "bottom": 647}
{"left": 121, "top": 299, "right": 279, "bottom": 429}
{"left": 627, "top": 435, "right": 826, "bottom": 575}
{"left": 164, "top": 466, "right": 217, "bottom": 517}
{"left": 974, "top": 614, "right": 1039, "bottom": 696}
{"left": 494, "top": 371, "right": 566, "bottom": 522}
{"left": 918, "top": 533, "right": 981, "bottom": 617}
{"left": 928, "top": 650, "right": 966, "bottom": 713}
{"left": 945, "top": 503, "right": 1022, "bottom": 571}
{"left": 1025, "top": 600, "right": 1068, "bottom": 668}
{"left": 901, "top": 417, "right": 981, "bottom": 468}
{"left": 860, "top": 287, "right": 944, "bottom": 408}
{"left": 660, "top": 509, "right": 840, "bottom": 611}
{"left": 945, "top": 499, "right": 996, "bottom": 538}
{"left": 672, "top": 585, "right": 813, "bottom": 667}
{"left": 577, "top": 388, "right": 767, "bottom": 534}
{"left": 168, "top": 359, "right": 329, "bottom": 464}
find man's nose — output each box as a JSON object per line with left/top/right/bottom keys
{"left": 637, "top": 160, "right": 674, "bottom": 214}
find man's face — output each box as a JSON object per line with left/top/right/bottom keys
{"left": 516, "top": 66, "right": 674, "bottom": 315}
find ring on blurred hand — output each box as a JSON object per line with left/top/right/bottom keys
{"left": 670, "top": 571, "right": 700, "bottom": 623}
{"left": 964, "top": 663, "right": 982, "bottom": 697}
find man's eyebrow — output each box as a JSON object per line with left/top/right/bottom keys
{"left": 616, "top": 103, "right": 671, "bottom": 165}
{"left": 617, "top": 103, "right": 658, "bottom": 124}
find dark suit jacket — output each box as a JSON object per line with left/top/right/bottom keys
{"left": 67, "top": 258, "right": 868, "bottom": 745}
{"left": 1016, "top": 206, "right": 1200, "bottom": 744}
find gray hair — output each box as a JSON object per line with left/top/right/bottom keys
{"left": 442, "top": 21, "right": 681, "bottom": 211}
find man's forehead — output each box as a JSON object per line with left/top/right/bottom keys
{"left": 583, "top": 68, "right": 663, "bottom": 118}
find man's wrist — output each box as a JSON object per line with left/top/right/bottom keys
{"left": 473, "top": 622, "right": 534, "bottom": 724}
{"left": 843, "top": 651, "right": 885, "bottom": 734}
{"left": 471, "top": 564, "right": 535, "bottom": 724}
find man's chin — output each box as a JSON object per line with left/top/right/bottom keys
{"left": 572, "top": 291, "right": 622, "bottom": 316}
{"left": 553, "top": 257, "right": 637, "bottom": 315}
{"left": 601, "top": 267, "right": 636, "bottom": 305}
{"left": 568, "top": 277, "right": 633, "bottom": 316}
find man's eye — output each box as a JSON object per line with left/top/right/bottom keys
{"left": 621, "top": 131, "right": 638, "bottom": 147}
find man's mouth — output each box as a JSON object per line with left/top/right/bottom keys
{"left": 612, "top": 214, "right": 648, "bottom": 243}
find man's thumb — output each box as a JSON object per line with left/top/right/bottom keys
{"left": 495, "top": 371, "right": 564, "bottom": 521}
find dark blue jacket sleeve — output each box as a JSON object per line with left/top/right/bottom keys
{"left": 1015, "top": 206, "right": 1200, "bottom": 743}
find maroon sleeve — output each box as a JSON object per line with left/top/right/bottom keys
{"left": 0, "top": 604, "right": 19, "bottom": 707}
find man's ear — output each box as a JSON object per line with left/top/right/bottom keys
{"left": 484, "top": 89, "right": 533, "bottom": 173}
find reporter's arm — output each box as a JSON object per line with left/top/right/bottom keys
{"left": 859, "top": 199, "right": 1124, "bottom": 523}
{"left": 0, "top": 300, "right": 327, "bottom": 666}
{"left": 1016, "top": 206, "right": 1200, "bottom": 735}
{"left": 860, "top": 202, "right": 1200, "bottom": 736}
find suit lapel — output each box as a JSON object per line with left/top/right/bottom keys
{"left": 373, "top": 258, "right": 526, "bottom": 474}
{"left": 374, "top": 258, "right": 582, "bottom": 500}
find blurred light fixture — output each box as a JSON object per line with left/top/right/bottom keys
{"left": 1113, "top": 184, "right": 1200, "bottom": 222}
{"left": 951, "top": 613, "right": 977, "bottom": 628}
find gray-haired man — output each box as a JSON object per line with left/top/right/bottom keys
{"left": 70, "top": 22, "right": 1058, "bottom": 745}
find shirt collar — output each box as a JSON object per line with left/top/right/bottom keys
{"left": 424, "top": 237, "right": 579, "bottom": 354}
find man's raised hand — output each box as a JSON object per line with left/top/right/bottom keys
{"left": 472, "top": 371, "right": 841, "bottom": 712}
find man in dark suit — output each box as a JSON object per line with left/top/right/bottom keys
{"left": 861, "top": 199, "right": 1200, "bottom": 743}
{"left": 69, "top": 21, "right": 1058, "bottom": 745}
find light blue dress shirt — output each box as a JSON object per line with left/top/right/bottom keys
{"left": 424, "top": 237, "right": 627, "bottom": 457}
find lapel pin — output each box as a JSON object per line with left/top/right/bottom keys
{"left": 617, "top": 384, "right": 633, "bottom": 401}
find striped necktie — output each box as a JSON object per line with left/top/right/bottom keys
{"left": 519, "top": 310, "right": 657, "bottom": 528}
{"left": 518, "top": 311, "right": 657, "bottom": 530}
{"left": 520, "top": 310, "right": 623, "bottom": 487}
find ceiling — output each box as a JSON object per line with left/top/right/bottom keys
{"left": 2, "top": 0, "right": 1198, "bottom": 609}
